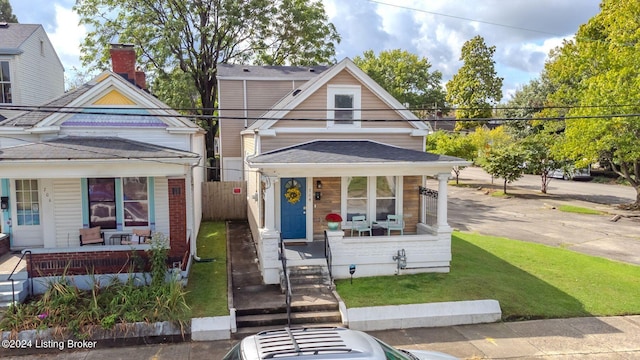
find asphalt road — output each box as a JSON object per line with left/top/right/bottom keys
{"left": 449, "top": 167, "right": 640, "bottom": 265}
{"left": 458, "top": 167, "right": 636, "bottom": 205}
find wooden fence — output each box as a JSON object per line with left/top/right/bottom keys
{"left": 202, "top": 181, "right": 247, "bottom": 220}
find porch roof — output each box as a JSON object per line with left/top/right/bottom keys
{"left": 0, "top": 136, "right": 199, "bottom": 162}
{"left": 247, "top": 140, "right": 469, "bottom": 176}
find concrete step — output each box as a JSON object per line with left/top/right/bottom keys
{"left": 0, "top": 270, "right": 28, "bottom": 282}
{"left": 236, "top": 310, "right": 343, "bottom": 329}
{"left": 232, "top": 323, "right": 344, "bottom": 340}
{"left": 0, "top": 280, "right": 29, "bottom": 308}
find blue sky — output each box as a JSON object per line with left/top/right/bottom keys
{"left": 10, "top": 0, "right": 601, "bottom": 100}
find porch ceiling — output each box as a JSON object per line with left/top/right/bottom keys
{"left": 247, "top": 140, "right": 469, "bottom": 176}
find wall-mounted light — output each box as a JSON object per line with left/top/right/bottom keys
{"left": 315, "top": 191, "right": 322, "bottom": 200}
{"left": 0, "top": 196, "right": 8, "bottom": 211}
{"left": 316, "top": 180, "right": 322, "bottom": 189}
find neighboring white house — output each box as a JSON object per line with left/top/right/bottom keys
{"left": 0, "top": 44, "right": 205, "bottom": 284}
{"left": 0, "top": 22, "right": 65, "bottom": 120}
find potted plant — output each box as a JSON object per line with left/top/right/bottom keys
{"left": 325, "top": 213, "right": 343, "bottom": 230}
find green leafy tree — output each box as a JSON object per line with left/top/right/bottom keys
{"left": 519, "top": 132, "right": 568, "bottom": 194}
{"left": 544, "top": 0, "right": 640, "bottom": 208}
{"left": 501, "top": 77, "right": 558, "bottom": 138}
{"left": 446, "top": 35, "right": 503, "bottom": 130}
{"left": 467, "top": 125, "right": 512, "bottom": 163}
{"left": 0, "top": 0, "right": 17, "bottom": 22}
{"left": 481, "top": 143, "right": 526, "bottom": 194}
{"left": 353, "top": 49, "right": 445, "bottom": 115}
{"left": 74, "top": 0, "right": 340, "bottom": 179}
{"left": 426, "top": 130, "right": 477, "bottom": 184}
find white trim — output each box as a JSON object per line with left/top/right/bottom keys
{"left": 340, "top": 175, "right": 403, "bottom": 227}
{"left": 241, "top": 127, "right": 429, "bottom": 136}
{"left": 327, "top": 85, "right": 361, "bottom": 128}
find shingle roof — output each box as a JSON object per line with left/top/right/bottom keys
{"left": 0, "top": 23, "right": 40, "bottom": 52}
{"left": 217, "top": 64, "right": 329, "bottom": 80}
{"left": 0, "top": 83, "right": 94, "bottom": 127}
{"left": 0, "top": 136, "right": 199, "bottom": 161}
{"left": 248, "top": 140, "right": 463, "bottom": 164}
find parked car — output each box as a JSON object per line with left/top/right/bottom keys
{"left": 223, "top": 327, "right": 458, "bottom": 360}
{"left": 549, "top": 166, "right": 592, "bottom": 180}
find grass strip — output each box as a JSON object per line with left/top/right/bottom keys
{"left": 185, "top": 221, "right": 229, "bottom": 317}
{"left": 336, "top": 232, "right": 640, "bottom": 321}
{"left": 558, "top": 204, "right": 603, "bottom": 215}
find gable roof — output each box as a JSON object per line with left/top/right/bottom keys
{"left": 0, "top": 71, "right": 202, "bottom": 132}
{"left": 0, "top": 23, "right": 40, "bottom": 54}
{"left": 245, "top": 58, "right": 431, "bottom": 132}
{"left": 0, "top": 136, "right": 199, "bottom": 162}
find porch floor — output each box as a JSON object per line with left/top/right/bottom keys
{"left": 284, "top": 241, "right": 326, "bottom": 261}
{"left": 0, "top": 252, "right": 26, "bottom": 280}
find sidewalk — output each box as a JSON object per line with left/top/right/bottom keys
{"left": 4, "top": 316, "right": 640, "bottom": 359}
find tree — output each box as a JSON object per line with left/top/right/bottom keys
{"left": 426, "top": 130, "right": 477, "bottom": 184}
{"left": 543, "top": 0, "right": 640, "bottom": 208}
{"left": 353, "top": 49, "right": 446, "bottom": 116}
{"left": 519, "top": 132, "right": 568, "bottom": 194}
{"left": 481, "top": 143, "right": 526, "bottom": 194}
{"left": 446, "top": 35, "right": 503, "bottom": 130}
{"left": 74, "top": 0, "right": 340, "bottom": 179}
{"left": 0, "top": 0, "right": 18, "bottom": 22}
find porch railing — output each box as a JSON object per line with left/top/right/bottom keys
{"left": 420, "top": 186, "right": 438, "bottom": 226}
{"left": 278, "top": 234, "right": 292, "bottom": 327}
{"left": 7, "top": 250, "right": 32, "bottom": 312}
{"left": 324, "top": 231, "right": 333, "bottom": 283}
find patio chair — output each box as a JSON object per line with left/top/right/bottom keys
{"left": 133, "top": 228, "right": 152, "bottom": 244}
{"left": 350, "top": 215, "right": 371, "bottom": 236}
{"left": 79, "top": 226, "right": 105, "bottom": 246}
{"left": 385, "top": 214, "right": 404, "bottom": 236}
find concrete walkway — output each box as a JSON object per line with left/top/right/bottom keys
{"left": 4, "top": 316, "right": 640, "bottom": 359}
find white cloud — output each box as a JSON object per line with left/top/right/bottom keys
{"left": 48, "top": 4, "right": 85, "bottom": 60}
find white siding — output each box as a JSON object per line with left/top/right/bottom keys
{"left": 13, "top": 26, "right": 65, "bottom": 105}
{"left": 154, "top": 178, "right": 170, "bottom": 238}
{"left": 53, "top": 179, "right": 83, "bottom": 248}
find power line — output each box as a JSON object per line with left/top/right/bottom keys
{"left": 366, "top": 0, "right": 565, "bottom": 37}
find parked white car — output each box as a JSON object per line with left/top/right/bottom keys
{"left": 549, "top": 166, "right": 591, "bottom": 180}
{"left": 223, "top": 327, "right": 458, "bottom": 360}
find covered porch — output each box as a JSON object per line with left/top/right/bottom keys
{"left": 246, "top": 140, "right": 469, "bottom": 284}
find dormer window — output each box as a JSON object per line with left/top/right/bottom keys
{"left": 327, "top": 85, "right": 361, "bottom": 127}
{"left": 0, "top": 61, "right": 12, "bottom": 104}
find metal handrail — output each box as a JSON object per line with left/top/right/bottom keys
{"left": 7, "top": 250, "right": 32, "bottom": 312}
{"left": 324, "top": 231, "right": 333, "bottom": 282}
{"left": 278, "top": 234, "right": 292, "bottom": 327}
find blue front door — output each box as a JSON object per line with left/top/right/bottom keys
{"left": 281, "top": 178, "right": 306, "bottom": 239}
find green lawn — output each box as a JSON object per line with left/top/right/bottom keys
{"left": 336, "top": 232, "right": 640, "bottom": 321}
{"left": 184, "top": 221, "right": 229, "bottom": 317}
{"left": 558, "top": 204, "right": 604, "bottom": 215}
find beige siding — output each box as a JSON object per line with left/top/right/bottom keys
{"left": 272, "top": 69, "right": 412, "bottom": 130}
{"left": 219, "top": 80, "right": 245, "bottom": 157}
{"left": 246, "top": 80, "right": 293, "bottom": 118}
{"left": 261, "top": 133, "right": 423, "bottom": 152}
{"left": 154, "top": 178, "right": 170, "bottom": 238}
{"left": 53, "top": 179, "right": 83, "bottom": 247}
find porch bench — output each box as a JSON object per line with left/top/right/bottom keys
{"left": 79, "top": 227, "right": 105, "bottom": 246}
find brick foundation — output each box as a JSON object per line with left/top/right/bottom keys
{"left": 27, "top": 250, "right": 151, "bottom": 277}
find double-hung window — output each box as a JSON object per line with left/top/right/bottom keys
{"left": 0, "top": 61, "right": 12, "bottom": 104}
{"left": 343, "top": 176, "right": 401, "bottom": 224}
{"left": 327, "top": 85, "right": 361, "bottom": 127}
{"left": 88, "top": 177, "right": 149, "bottom": 229}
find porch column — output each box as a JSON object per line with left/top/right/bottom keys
{"left": 436, "top": 173, "right": 451, "bottom": 233}
{"left": 263, "top": 176, "right": 278, "bottom": 232}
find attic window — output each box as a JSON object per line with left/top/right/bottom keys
{"left": 327, "top": 85, "right": 361, "bottom": 128}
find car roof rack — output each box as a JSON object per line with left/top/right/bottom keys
{"left": 256, "top": 327, "right": 358, "bottom": 359}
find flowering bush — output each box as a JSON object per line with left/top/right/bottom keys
{"left": 325, "top": 213, "right": 343, "bottom": 222}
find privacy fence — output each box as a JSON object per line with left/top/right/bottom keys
{"left": 202, "top": 181, "right": 247, "bottom": 221}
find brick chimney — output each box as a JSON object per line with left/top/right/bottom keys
{"left": 109, "top": 43, "right": 146, "bottom": 90}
